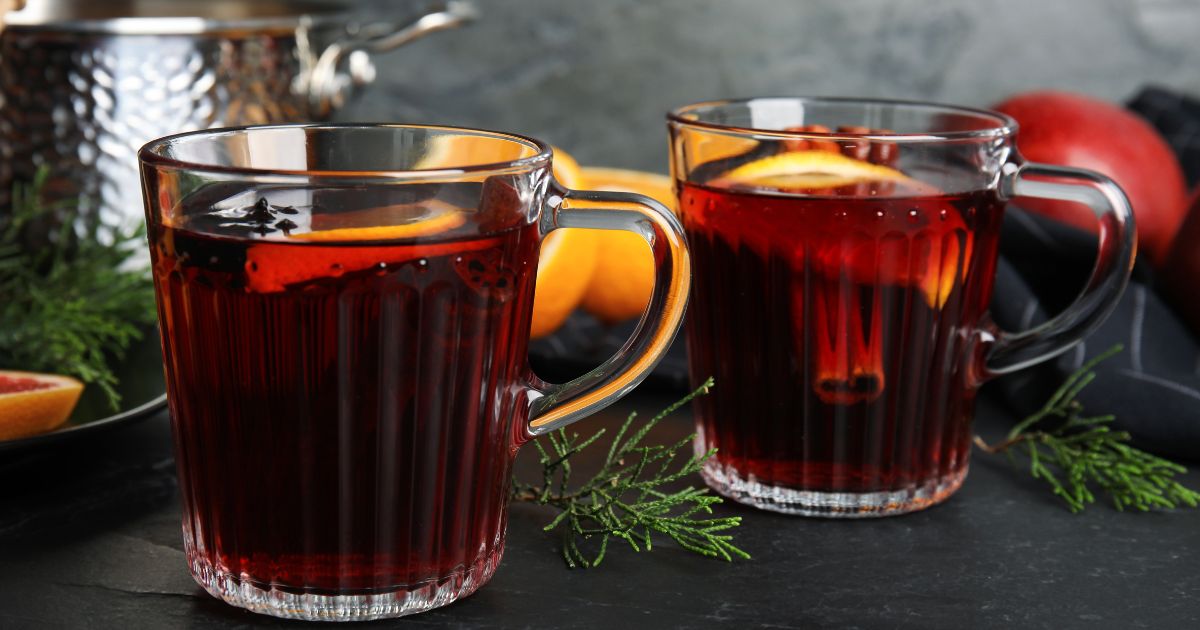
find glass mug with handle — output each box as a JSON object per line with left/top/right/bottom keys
{"left": 668, "top": 97, "right": 1134, "bottom": 517}
{"left": 139, "top": 124, "right": 689, "bottom": 620}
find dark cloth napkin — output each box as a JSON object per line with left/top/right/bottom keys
{"left": 532, "top": 87, "right": 1200, "bottom": 460}
{"left": 1128, "top": 87, "right": 1200, "bottom": 187}
{"left": 990, "top": 210, "right": 1200, "bottom": 461}
{"left": 993, "top": 86, "right": 1200, "bottom": 461}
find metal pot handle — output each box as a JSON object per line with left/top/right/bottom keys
{"left": 297, "top": 0, "right": 478, "bottom": 118}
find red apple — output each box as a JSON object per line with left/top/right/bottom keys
{"left": 992, "top": 91, "right": 1188, "bottom": 267}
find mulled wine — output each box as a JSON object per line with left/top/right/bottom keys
{"left": 681, "top": 179, "right": 1005, "bottom": 511}
{"left": 151, "top": 186, "right": 539, "bottom": 595}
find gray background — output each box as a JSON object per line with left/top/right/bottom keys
{"left": 340, "top": 0, "right": 1200, "bottom": 171}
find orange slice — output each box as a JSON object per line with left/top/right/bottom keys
{"left": 719, "top": 151, "right": 965, "bottom": 309}
{"left": 295, "top": 207, "right": 465, "bottom": 242}
{"left": 245, "top": 204, "right": 474, "bottom": 293}
{"left": 0, "top": 371, "right": 84, "bottom": 441}
{"left": 720, "top": 150, "right": 912, "bottom": 191}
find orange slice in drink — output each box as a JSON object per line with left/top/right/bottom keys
{"left": 245, "top": 203, "right": 476, "bottom": 293}
{"left": 719, "top": 150, "right": 912, "bottom": 191}
{"left": 295, "top": 207, "right": 466, "bottom": 242}
{"left": 0, "top": 371, "right": 84, "bottom": 441}
{"left": 718, "top": 151, "right": 967, "bottom": 309}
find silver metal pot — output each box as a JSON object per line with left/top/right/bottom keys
{"left": 0, "top": 0, "right": 476, "bottom": 226}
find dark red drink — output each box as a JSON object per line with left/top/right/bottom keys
{"left": 143, "top": 124, "right": 691, "bottom": 619}
{"left": 150, "top": 187, "right": 539, "bottom": 596}
{"left": 680, "top": 180, "right": 1005, "bottom": 512}
{"left": 670, "top": 98, "right": 1135, "bottom": 517}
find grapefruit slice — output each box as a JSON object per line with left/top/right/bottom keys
{"left": 0, "top": 371, "right": 84, "bottom": 441}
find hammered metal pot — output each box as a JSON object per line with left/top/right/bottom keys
{"left": 0, "top": 0, "right": 475, "bottom": 226}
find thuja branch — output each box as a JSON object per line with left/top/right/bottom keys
{"left": 512, "top": 378, "right": 750, "bottom": 568}
{"left": 0, "top": 168, "right": 156, "bottom": 408}
{"left": 976, "top": 345, "right": 1200, "bottom": 513}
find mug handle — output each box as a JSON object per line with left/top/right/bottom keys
{"left": 980, "top": 162, "right": 1136, "bottom": 377}
{"left": 525, "top": 184, "right": 691, "bottom": 436}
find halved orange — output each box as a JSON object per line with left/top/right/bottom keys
{"left": 529, "top": 147, "right": 599, "bottom": 338}
{"left": 530, "top": 228, "right": 599, "bottom": 338}
{"left": 550, "top": 146, "right": 584, "bottom": 189}
{"left": 578, "top": 168, "right": 675, "bottom": 326}
{"left": 0, "top": 371, "right": 84, "bottom": 441}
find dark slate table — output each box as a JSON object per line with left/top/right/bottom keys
{"left": 2, "top": 388, "right": 1198, "bottom": 629}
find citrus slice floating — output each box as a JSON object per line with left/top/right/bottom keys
{"left": 246, "top": 144, "right": 579, "bottom": 298}
{"left": 823, "top": 230, "right": 967, "bottom": 310}
{"left": 720, "top": 150, "right": 912, "bottom": 191}
{"left": 294, "top": 207, "right": 466, "bottom": 243}
{"left": 245, "top": 203, "right": 474, "bottom": 293}
{"left": 0, "top": 370, "right": 84, "bottom": 441}
{"left": 717, "top": 151, "right": 967, "bottom": 310}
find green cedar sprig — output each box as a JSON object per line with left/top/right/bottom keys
{"left": 976, "top": 345, "right": 1200, "bottom": 513}
{"left": 512, "top": 378, "right": 750, "bottom": 568}
{"left": 0, "top": 168, "right": 157, "bottom": 408}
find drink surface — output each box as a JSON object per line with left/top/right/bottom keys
{"left": 150, "top": 185, "right": 539, "bottom": 593}
{"left": 680, "top": 180, "right": 1005, "bottom": 493}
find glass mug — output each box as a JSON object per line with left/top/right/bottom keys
{"left": 139, "top": 124, "right": 689, "bottom": 620}
{"left": 668, "top": 97, "right": 1134, "bottom": 517}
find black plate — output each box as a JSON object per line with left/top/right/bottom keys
{"left": 0, "top": 331, "right": 167, "bottom": 454}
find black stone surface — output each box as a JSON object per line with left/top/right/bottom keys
{"left": 1, "top": 389, "right": 1198, "bottom": 629}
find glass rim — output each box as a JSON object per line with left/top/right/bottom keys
{"left": 138, "top": 123, "right": 554, "bottom": 181}
{"left": 666, "top": 96, "right": 1018, "bottom": 143}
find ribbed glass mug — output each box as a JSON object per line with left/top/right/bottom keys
{"left": 668, "top": 97, "right": 1135, "bottom": 517}
{"left": 140, "top": 124, "right": 689, "bottom": 620}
